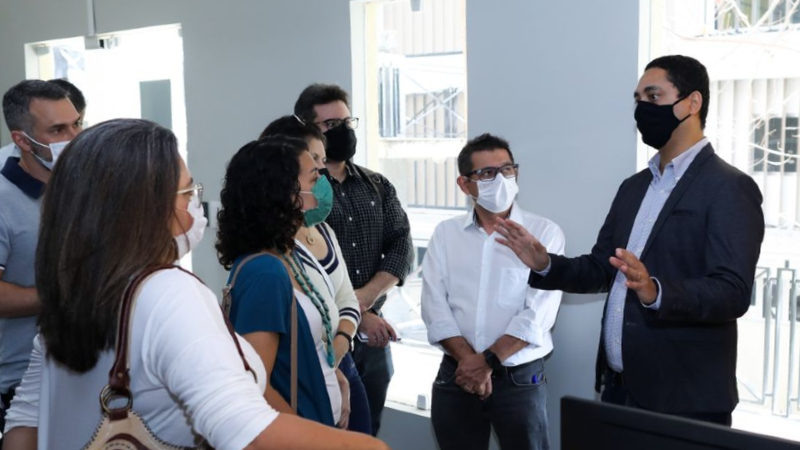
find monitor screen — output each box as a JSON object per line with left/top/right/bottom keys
{"left": 561, "top": 396, "right": 800, "bottom": 450}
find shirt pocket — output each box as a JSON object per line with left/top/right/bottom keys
{"left": 497, "top": 268, "right": 530, "bottom": 310}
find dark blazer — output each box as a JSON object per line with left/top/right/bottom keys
{"left": 530, "top": 143, "right": 764, "bottom": 414}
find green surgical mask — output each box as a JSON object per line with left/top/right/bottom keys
{"left": 301, "top": 175, "right": 334, "bottom": 227}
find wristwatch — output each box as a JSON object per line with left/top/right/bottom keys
{"left": 482, "top": 349, "right": 502, "bottom": 370}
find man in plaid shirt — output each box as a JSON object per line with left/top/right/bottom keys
{"left": 295, "top": 84, "right": 413, "bottom": 436}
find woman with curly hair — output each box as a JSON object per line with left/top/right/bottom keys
{"left": 217, "top": 135, "right": 347, "bottom": 428}
{"left": 2, "top": 119, "right": 388, "bottom": 450}
{"left": 258, "top": 116, "right": 371, "bottom": 434}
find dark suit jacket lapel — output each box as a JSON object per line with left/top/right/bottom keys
{"left": 619, "top": 173, "right": 651, "bottom": 246}
{"left": 640, "top": 144, "right": 715, "bottom": 260}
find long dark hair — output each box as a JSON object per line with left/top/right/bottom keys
{"left": 37, "top": 118, "right": 181, "bottom": 373}
{"left": 216, "top": 136, "right": 308, "bottom": 269}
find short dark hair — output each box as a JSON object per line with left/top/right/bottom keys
{"left": 259, "top": 114, "right": 326, "bottom": 146}
{"left": 216, "top": 136, "right": 308, "bottom": 269}
{"left": 37, "top": 119, "right": 181, "bottom": 373}
{"left": 293, "top": 83, "right": 350, "bottom": 125}
{"left": 2, "top": 79, "right": 69, "bottom": 133}
{"left": 457, "top": 133, "right": 514, "bottom": 176}
{"left": 49, "top": 78, "right": 86, "bottom": 114}
{"left": 645, "top": 55, "right": 710, "bottom": 129}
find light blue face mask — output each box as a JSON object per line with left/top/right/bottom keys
{"left": 300, "top": 175, "right": 334, "bottom": 228}
{"left": 22, "top": 132, "right": 70, "bottom": 171}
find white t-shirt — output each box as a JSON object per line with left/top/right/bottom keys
{"left": 5, "top": 268, "right": 278, "bottom": 450}
{"left": 295, "top": 289, "right": 342, "bottom": 424}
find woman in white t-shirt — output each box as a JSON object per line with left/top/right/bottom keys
{"left": 2, "top": 119, "right": 388, "bottom": 450}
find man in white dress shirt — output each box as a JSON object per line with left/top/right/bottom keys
{"left": 421, "top": 133, "right": 565, "bottom": 450}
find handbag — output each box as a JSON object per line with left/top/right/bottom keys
{"left": 83, "top": 264, "right": 256, "bottom": 450}
{"left": 222, "top": 252, "right": 298, "bottom": 412}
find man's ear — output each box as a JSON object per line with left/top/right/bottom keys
{"left": 10, "top": 131, "right": 33, "bottom": 153}
{"left": 456, "top": 175, "right": 471, "bottom": 196}
{"left": 688, "top": 90, "right": 703, "bottom": 116}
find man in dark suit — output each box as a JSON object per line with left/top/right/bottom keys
{"left": 495, "top": 55, "right": 765, "bottom": 426}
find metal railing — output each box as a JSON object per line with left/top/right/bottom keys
{"left": 740, "top": 262, "right": 800, "bottom": 417}
{"left": 406, "top": 157, "right": 468, "bottom": 210}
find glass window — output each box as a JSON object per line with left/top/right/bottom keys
{"left": 353, "top": 0, "right": 468, "bottom": 409}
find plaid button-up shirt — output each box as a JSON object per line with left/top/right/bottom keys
{"left": 324, "top": 161, "right": 413, "bottom": 311}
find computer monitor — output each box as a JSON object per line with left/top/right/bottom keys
{"left": 561, "top": 396, "right": 800, "bottom": 450}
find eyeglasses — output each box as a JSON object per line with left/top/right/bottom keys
{"left": 315, "top": 117, "right": 360, "bottom": 130}
{"left": 464, "top": 163, "right": 519, "bottom": 182}
{"left": 177, "top": 183, "right": 204, "bottom": 208}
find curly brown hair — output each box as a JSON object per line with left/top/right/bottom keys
{"left": 216, "top": 136, "right": 308, "bottom": 269}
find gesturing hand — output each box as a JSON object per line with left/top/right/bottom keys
{"left": 494, "top": 217, "right": 550, "bottom": 272}
{"left": 609, "top": 248, "right": 658, "bottom": 305}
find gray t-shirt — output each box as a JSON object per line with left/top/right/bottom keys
{"left": 0, "top": 157, "right": 43, "bottom": 393}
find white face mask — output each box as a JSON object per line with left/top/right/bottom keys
{"left": 175, "top": 200, "right": 208, "bottom": 259}
{"left": 22, "top": 132, "right": 69, "bottom": 171}
{"left": 473, "top": 175, "right": 519, "bottom": 213}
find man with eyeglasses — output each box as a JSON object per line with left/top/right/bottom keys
{"left": 0, "top": 80, "right": 82, "bottom": 439}
{"left": 420, "top": 133, "right": 564, "bottom": 450}
{"left": 294, "top": 83, "right": 413, "bottom": 436}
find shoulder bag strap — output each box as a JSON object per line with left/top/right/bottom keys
{"left": 221, "top": 252, "right": 271, "bottom": 319}
{"left": 105, "top": 264, "right": 175, "bottom": 420}
{"left": 291, "top": 293, "right": 298, "bottom": 413}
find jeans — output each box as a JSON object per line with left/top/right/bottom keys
{"left": 431, "top": 355, "right": 550, "bottom": 450}
{"left": 339, "top": 352, "right": 372, "bottom": 435}
{"left": 600, "top": 369, "right": 732, "bottom": 427}
{"left": 352, "top": 339, "right": 394, "bottom": 436}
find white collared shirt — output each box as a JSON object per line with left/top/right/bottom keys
{"left": 421, "top": 203, "right": 565, "bottom": 366}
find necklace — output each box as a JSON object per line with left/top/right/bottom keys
{"left": 281, "top": 250, "right": 334, "bottom": 367}
{"left": 303, "top": 226, "right": 316, "bottom": 245}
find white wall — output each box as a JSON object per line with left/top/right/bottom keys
{"left": 0, "top": 0, "right": 353, "bottom": 297}
{"left": 0, "top": 1, "right": 641, "bottom": 448}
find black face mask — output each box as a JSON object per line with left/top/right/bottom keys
{"left": 634, "top": 97, "right": 690, "bottom": 149}
{"left": 324, "top": 124, "right": 357, "bottom": 162}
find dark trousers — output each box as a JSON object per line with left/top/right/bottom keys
{"left": 431, "top": 355, "right": 550, "bottom": 450}
{"left": 600, "top": 370, "right": 732, "bottom": 427}
{"left": 339, "top": 352, "right": 372, "bottom": 435}
{"left": 352, "top": 339, "right": 393, "bottom": 436}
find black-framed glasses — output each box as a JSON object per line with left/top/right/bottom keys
{"left": 464, "top": 163, "right": 519, "bottom": 182}
{"left": 177, "top": 183, "right": 203, "bottom": 208}
{"left": 315, "top": 117, "right": 360, "bottom": 130}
